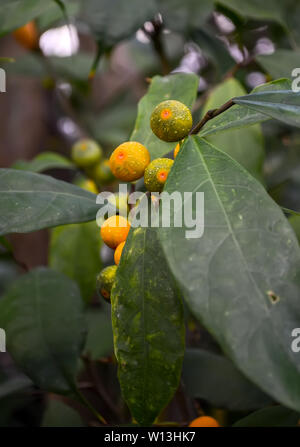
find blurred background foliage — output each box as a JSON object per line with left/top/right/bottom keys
{"left": 0, "top": 0, "right": 299, "bottom": 427}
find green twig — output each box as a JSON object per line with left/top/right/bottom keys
{"left": 190, "top": 99, "right": 235, "bottom": 135}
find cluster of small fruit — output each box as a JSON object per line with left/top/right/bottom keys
{"left": 71, "top": 139, "right": 116, "bottom": 193}
{"left": 95, "top": 99, "right": 193, "bottom": 302}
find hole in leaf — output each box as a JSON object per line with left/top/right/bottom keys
{"left": 267, "top": 290, "right": 280, "bottom": 304}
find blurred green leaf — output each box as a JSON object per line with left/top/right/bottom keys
{"left": 257, "top": 50, "right": 300, "bottom": 80}
{"left": 81, "top": 0, "right": 156, "bottom": 48}
{"left": 0, "top": 268, "right": 86, "bottom": 394}
{"left": 200, "top": 78, "right": 265, "bottom": 179}
{"left": 49, "top": 221, "right": 102, "bottom": 302}
{"left": 234, "top": 406, "right": 300, "bottom": 427}
{"left": 42, "top": 398, "right": 84, "bottom": 427}
{"left": 0, "top": 0, "right": 53, "bottom": 36}
{"left": 12, "top": 152, "right": 75, "bottom": 173}
{"left": 37, "top": 1, "right": 80, "bottom": 31}
{"left": 0, "top": 375, "right": 32, "bottom": 400}
{"left": 111, "top": 226, "right": 185, "bottom": 426}
{"left": 0, "top": 169, "right": 101, "bottom": 236}
{"left": 83, "top": 306, "right": 114, "bottom": 359}
{"left": 159, "top": 136, "right": 300, "bottom": 413}
{"left": 234, "top": 90, "right": 300, "bottom": 129}
{"left": 131, "top": 73, "right": 199, "bottom": 159}
{"left": 216, "top": 0, "right": 287, "bottom": 27}
{"left": 0, "top": 254, "right": 20, "bottom": 297}
{"left": 160, "top": 0, "right": 214, "bottom": 33}
{"left": 183, "top": 349, "right": 273, "bottom": 411}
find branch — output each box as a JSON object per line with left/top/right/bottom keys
{"left": 190, "top": 99, "right": 234, "bottom": 135}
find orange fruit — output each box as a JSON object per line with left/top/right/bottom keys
{"left": 150, "top": 100, "right": 193, "bottom": 142}
{"left": 174, "top": 143, "right": 181, "bottom": 158}
{"left": 13, "top": 22, "right": 39, "bottom": 50}
{"left": 109, "top": 141, "right": 150, "bottom": 182}
{"left": 144, "top": 158, "right": 174, "bottom": 192}
{"left": 101, "top": 215, "right": 130, "bottom": 249}
{"left": 114, "top": 241, "right": 126, "bottom": 265}
{"left": 188, "top": 416, "right": 220, "bottom": 427}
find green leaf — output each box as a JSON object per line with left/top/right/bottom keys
{"left": 0, "top": 268, "right": 86, "bottom": 393}
{"left": 131, "top": 73, "right": 199, "bottom": 159}
{"left": 257, "top": 50, "right": 300, "bottom": 80}
{"left": 233, "top": 90, "right": 300, "bottom": 129}
{"left": 83, "top": 306, "right": 114, "bottom": 359}
{"left": 289, "top": 216, "right": 300, "bottom": 242}
{"left": 0, "top": 169, "right": 101, "bottom": 236}
{"left": 42, "top": 398, "right": 84, "bottom": 427}
{"left": 49, "top": 221, "right": 102, "bottom": 303}
{"left": 200, "top": 78, "right": 265, "bottom": 179}
{"left": 0, "top": 375, "right": 32, "bottom": 400}
{"left": 0, "top": 0, "right": 53, "bottom": 36}
{"left": 159, "top": 136, "right": 300, "bottom": 413}
{"left": 159, "top": 0, "right": 214, "bottom": 33}
{"left": 234, "top": 406, "right": 300, "bottom": 427}
{"left": 183, "top": 349, "right": 272, "bottom": 411}
{"left": 199, "top": 78, "right": 291, "bottom": 137}
{"left": 81, "top": 0, "right": 156, "bottom": 49}
{"left": 111, "top": 226, "right": 185, "bottom": 426}
{"left": 12, "top": 152, "right": 75, "bottom": 173}
{"left": 0, "top": 254, "right": 20, "bottom": 297}
{"left": 216, "top": 0, "right": 287, "bottom": 27}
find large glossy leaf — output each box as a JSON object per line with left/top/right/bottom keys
{"left": 234, "top": 406, "right": 300, "bottom": 427}
{"left": 49, "top": 221, "right": 101, "bottom": 303}
{"left": 158, "top": 136, "right": 300, "bottom": 412}
{"left": 131, "top": 73, "right": 199, "bottom": 159}
{"left": 111, "top": 226, "right": 185, "bottom": 426}
{"left": 233, "top": 90, "right": 300, "bottom": 129}
{"left": 81, "top": 0, "right": 156, "bottom": 48}
{"left": 183, "top": 349, "right": 272, "bottom": 411}
{"left": 0, "top": 169, "right": 101, "bottom": 236}
{"left": 199, "top": 78, "right": 291, "bottom": 137}
{"left": 199, "top": 78, "right": 264, "bottom": 179}
{"left": 12, "top": 152, "right": 75, "bottom": 173}
{"left": 0, "top": 268, "right": 86, "bottom": 393}
{"left": 0, "top": 0, "right": 53, "bottom": 36}
{"left": 257, "top": 50, "right": 300, "bottom": 80}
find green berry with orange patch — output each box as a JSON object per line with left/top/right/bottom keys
{"left": 96, "top": 265, "right": 118, "bottom": 301}
{"left": 71, "top": 138, "right": 103, "bottom": 168}
{"left": 144, "top": 158, "right": 174, "bottom": 192}
{"left": 150, "top": 100, "right": 193, "bottom": 142}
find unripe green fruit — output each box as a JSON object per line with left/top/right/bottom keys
{"left": 150, "top": 100, "right": 193, "bottom": 142}
{"left": 144, "top": 158, "right": 174, "bottom": 192}
{"left": 87, "top": 159, "right": 115, "bottom": 185}
{"left": 71, "top": 138, "right": 102, "bottom": 168}
{"left": 96, "top": 265, "right": 117, "bottom": 301}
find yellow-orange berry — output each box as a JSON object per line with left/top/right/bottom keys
{"left": 114, "top": 241, "right": 126, "bottom": 265}
{"left": 174, "top": 139, "right": 185, "bottom": 158}
{"left": 109, "top": 141, "right": 150, "bottom": 182}
{"left": 150, "top": 100, "right": 193, "bottom": 142}
{"left": 144, "top": 158, "right": 174, "bottom": 192}
{"left": 101, "top": 215, "right": 130, "bottom": 249}
{"left": 13, "top": 22, "right": 39, "bottom": 50}
{"left": 188, "top": 416, "right": 220, "bottom": 427}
